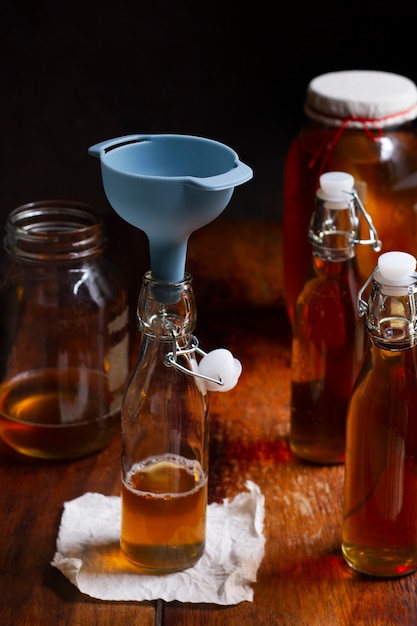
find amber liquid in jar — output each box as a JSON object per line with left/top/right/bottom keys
{"left": 0, "top": 201, "right": 129, "bottom": 459}
{"left": 0, "top": 368, "right": 120, "bottom": 459}
{"left": 283, "top": 126, "right": 417, "bottom": 320}
{"left": 342, "top": 347, "right": 417, "bottom": 576}
{"left": 290, "top": 257, "right": 365, "bottom": 464}
{"left": 121, "top": 453, "right": 207, "bottom": 572}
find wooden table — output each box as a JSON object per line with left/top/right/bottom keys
{"left": 2, "top": 218, "right": 417, "bottom": 625}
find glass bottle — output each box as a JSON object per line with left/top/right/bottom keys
{"left": 0, "top": 200, "right": 129, "bottom": 459}
{"left": 283, "top": 69, "right": 417, "bottom": 321}
{"left": 120, "top": 272, "right": 209, "bottom": 573}
{"left": 289, "top": 172, "right": 380, "bottom": 464}
{"left": 342, "top": 251, "right": 417, "bottom": 577}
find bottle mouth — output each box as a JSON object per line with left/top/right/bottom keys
{"left": 137, "top": 270, "right": 196, "bottom": 336}
{"left": 5, "top": 200, "right": 105, "bottom": 261}
{"left": 364, "top": 252, "right": 417, "bottom": 349}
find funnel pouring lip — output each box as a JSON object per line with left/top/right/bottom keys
{"left": 90, "top": 132, "right": 239, "bottom": 155}
{"left": 90, "top": 132, "right": 241, "bottom": 167}
{"left": 89, "top": 132, "right": 253, "bottom": 192}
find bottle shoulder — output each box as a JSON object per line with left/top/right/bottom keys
{"left": 356, "top": 343, "right": 417, "bottom": 381}
{"left": 122, "top": 335, "right": 208, "bottom": 416}
{"left": 297, "top": 257, "right": 361, "bottom": 297}
{"left": 293, "top": 269, "right": 364, "bottom": 350}
{"left": 350, "top": 343, "right": 417, "bottom": 413}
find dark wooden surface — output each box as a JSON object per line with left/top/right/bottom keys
{"left": 2, "top": 219, "right": 417, "bottom": 625}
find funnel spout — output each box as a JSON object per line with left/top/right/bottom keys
{"left": 149, "top": 238, "right": 189, "bottom": 283}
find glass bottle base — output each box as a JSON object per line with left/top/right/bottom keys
{"left": 289, "top": 439, "right": 345, "bottom": 465}
{"left": 120, "top": 540, "right": 205, "bottom": 574}
{"left": 342, "top": 542, "right": 417, "bottom": 578}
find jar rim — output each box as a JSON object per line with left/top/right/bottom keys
{"left": 5, "top": 200, "right": 106, "bottom": 261}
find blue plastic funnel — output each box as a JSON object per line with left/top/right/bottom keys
{"left": 89, "top": 134, "right": 253, "bottom": 282}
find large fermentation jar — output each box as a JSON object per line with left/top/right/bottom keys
{"left": 283, "top": 70, "right": 417, "bottom": 321}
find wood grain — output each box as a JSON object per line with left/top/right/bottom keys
{"left": 2, "top": 218, "right": 417, "bottom": 625}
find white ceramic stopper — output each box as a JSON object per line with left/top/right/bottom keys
{"left": 198, "top": 348, "right": 242, "bottom": 392}
{"left": 318, "top": 171, "right": 354, "bottom": 201}
{"left": 377, "top": 251, "right": 416, "bottom": 284}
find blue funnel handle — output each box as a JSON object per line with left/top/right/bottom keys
{"left": 185, "top": 162, "right": 253, "bottom": 191}
{"left": 88, "top": 135, "right": 152, "bottom": 157}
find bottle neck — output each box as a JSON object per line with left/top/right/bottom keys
{"left": 312, "top": 245, "right": 355, "bottom": 263}
{"left": 366, "top": 282, "right": 417, "bottom": 350}
{"left": 4, "top": 201, "right": 105, "bottom": 262}
{"left": 309, "top": 197, "right": 358, "bottom": 262}
{"left": 311, "top": 255, "right": 358, "bottom": 276}
{"left": 136, "top": 274, "right": 203, "bottom": 390}
{"left": 137, "top": 271, "right": 197, "bottom": 339}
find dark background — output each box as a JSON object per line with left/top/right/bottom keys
{"left": 1, "top": 1, "right": 417, "bottom": 226}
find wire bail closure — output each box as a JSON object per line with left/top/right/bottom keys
{"left": 357, "top": 265, "right": 417, "bottom": 318}
{"left": 348, "top": 190, "right": 382, "bottom": 252}
{"left": 357, "top": 267, "right": 376, "bottom": 317}
{"left": 164, "top": 333, "right": 224, "bottom": 386}
{"left": 346, "top": 190, "right": 382, "bottom": 317}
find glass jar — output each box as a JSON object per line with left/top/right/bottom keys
{"left": 283, "top": 70, "right": 417, "bottom": 321}
{"left": 120, "top": 272, "right": 209, "bottom": 573}
{"left": 0, "top": 200, "right": 129, "bottom": 459}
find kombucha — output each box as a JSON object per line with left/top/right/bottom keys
{"left": 342, "top": 347, "right": 417, "bottom": 576}
{"left": 0, "top": 367, "right": 119, "bottom": 459}
{"left": 289, "top": 257, "right": 365, "bottom": 464}
{"left": 121, "top": 454, "right": 207, "bottom": 573}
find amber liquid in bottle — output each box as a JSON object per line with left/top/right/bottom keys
{"left": 121, "top": 454, "right": 207, "bottom": 572}
{"left": 342, "top": 346, "right": 417, "bottom": 577}
{"left": 283, "top": 127, "right": 417, "bottom": 320}
{"left": 290, "top": 256, "right": 365, "bottom": 464}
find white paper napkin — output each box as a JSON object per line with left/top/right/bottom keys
{"left": 51, "top": 480, "right": 265, "bottom": 605}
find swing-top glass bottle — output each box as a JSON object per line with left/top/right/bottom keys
{"left": 343, "top": 251, "right": 417, "bottom": 577}
{"left": 289, "top": 171, "right": 381, "bottom": 464}
{"left": 120, "top": 272, "right": 210, "bottom": 574}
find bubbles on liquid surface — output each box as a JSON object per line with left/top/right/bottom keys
{"left": 124, "top": 454, "right": 206, "bottom": 499}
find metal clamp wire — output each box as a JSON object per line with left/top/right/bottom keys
{"left": 164, "top": 333, "right": 224, "bottom": 386}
